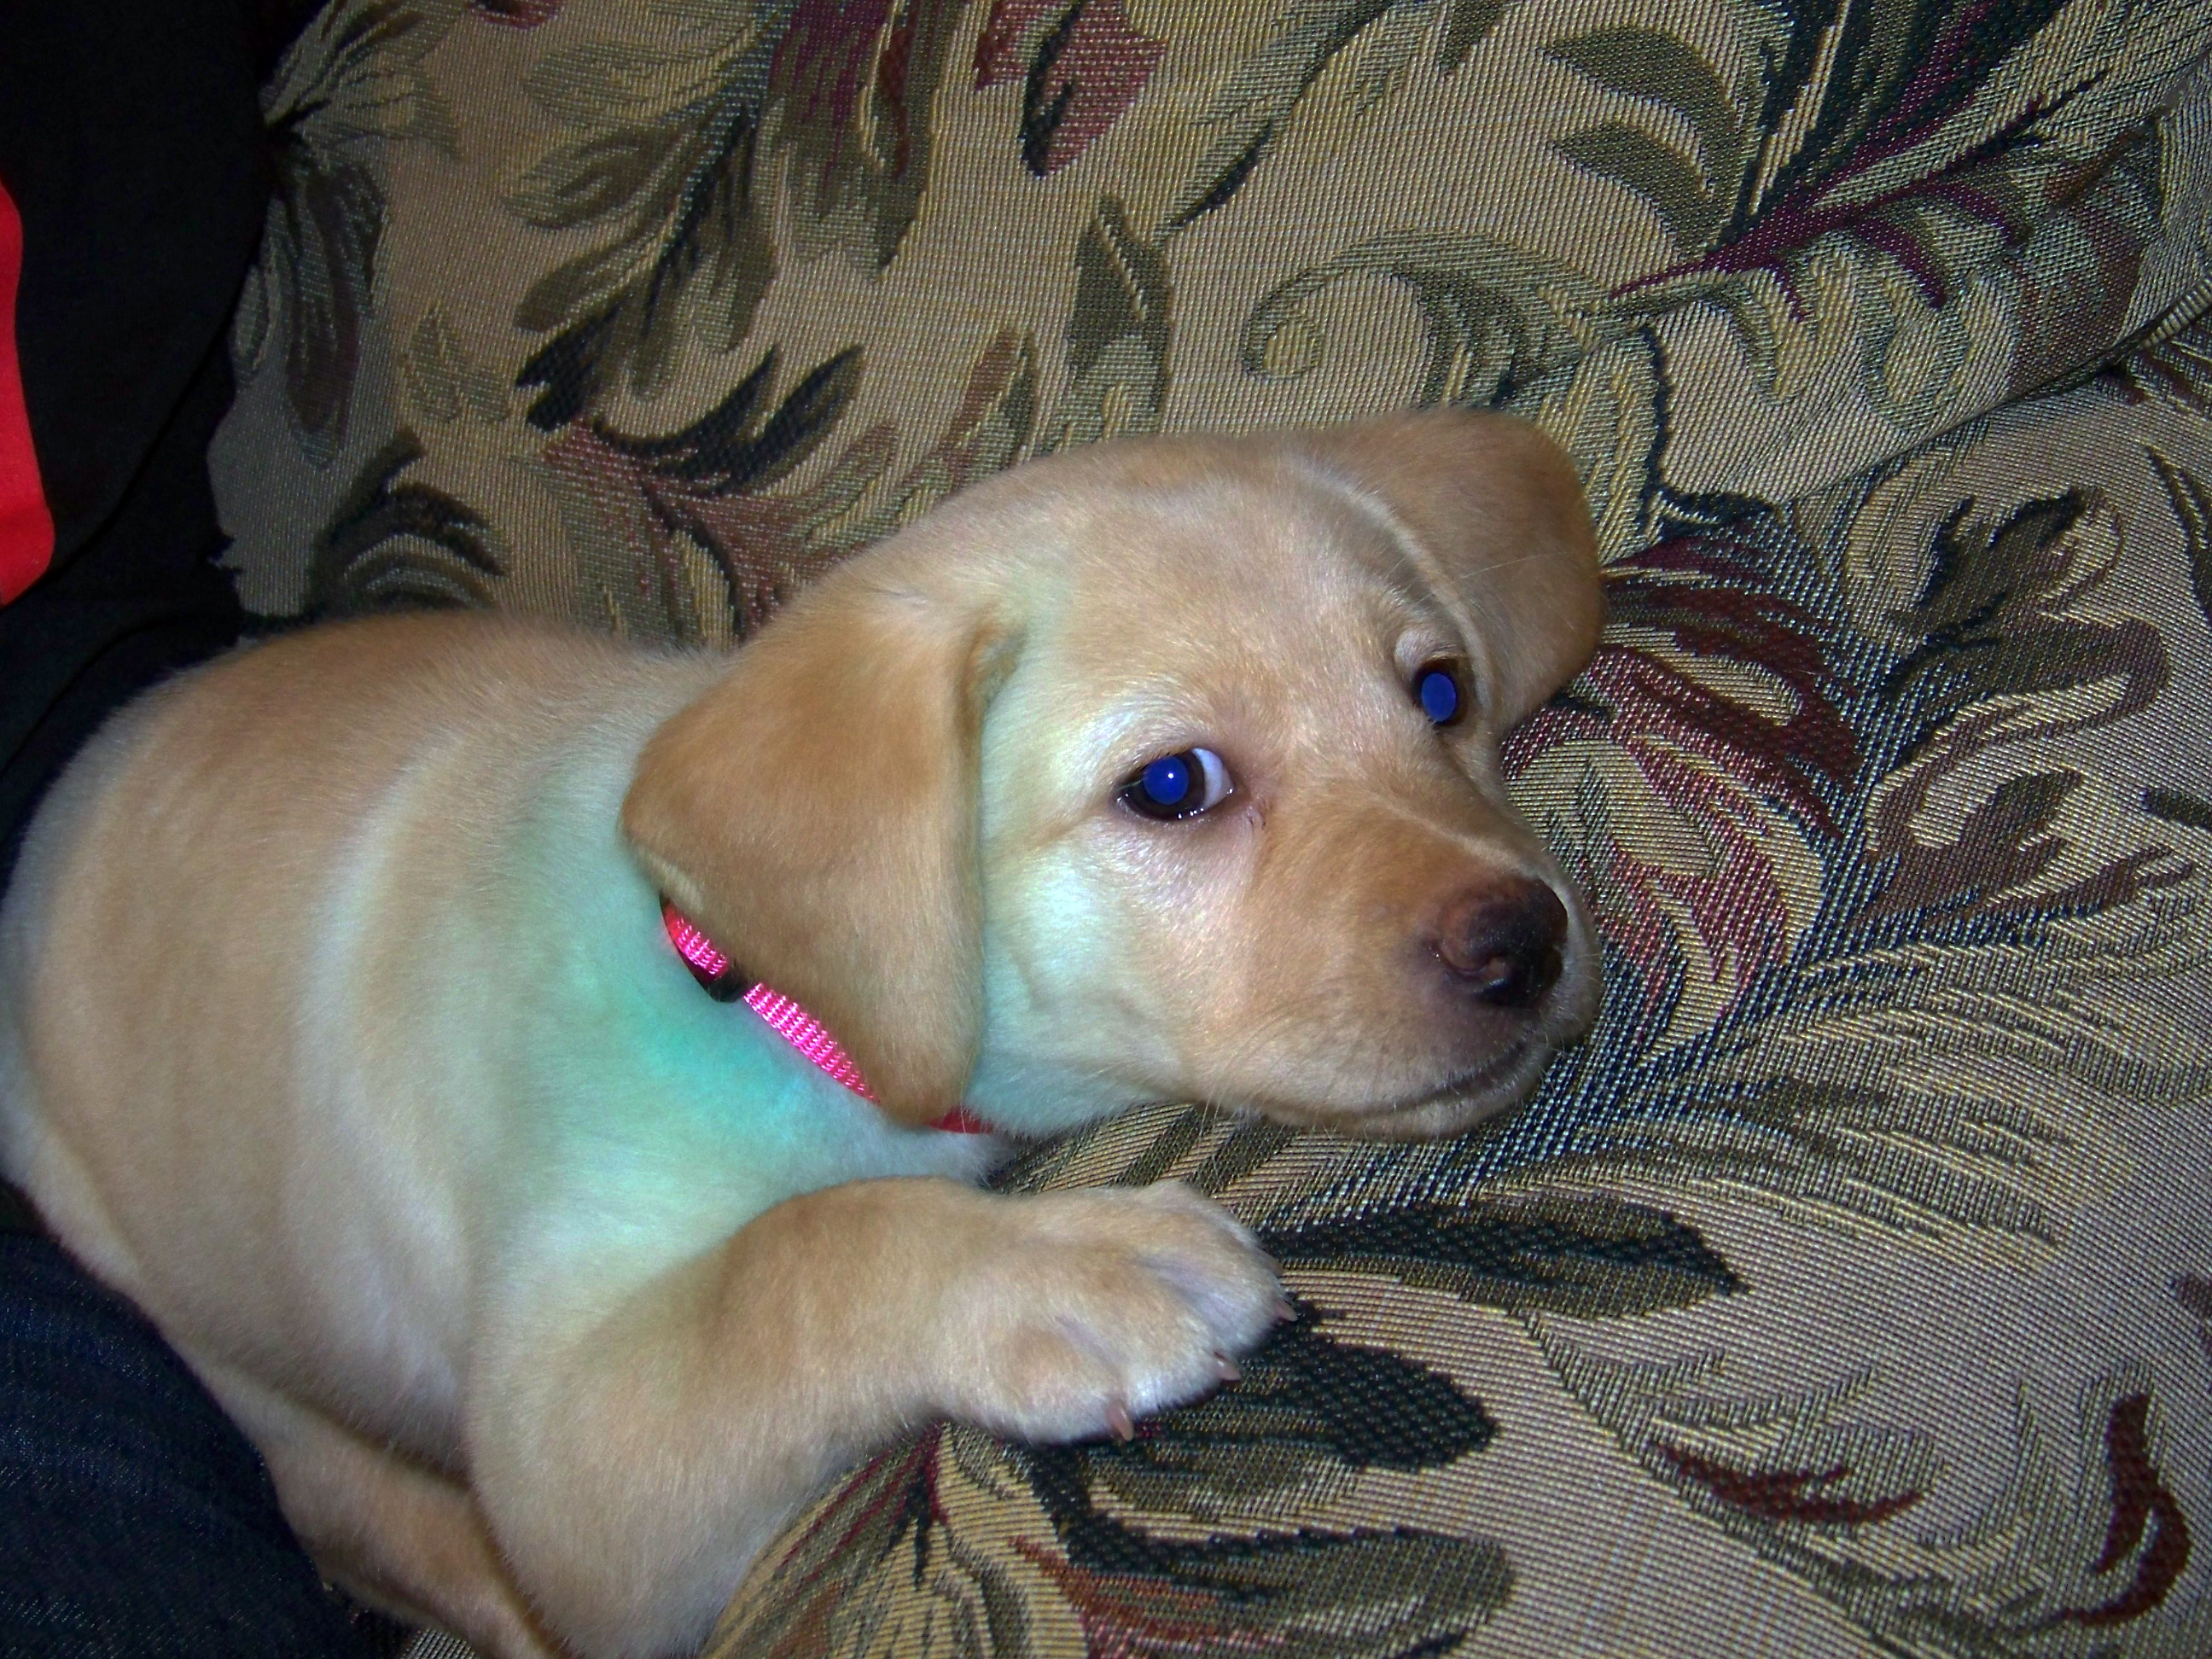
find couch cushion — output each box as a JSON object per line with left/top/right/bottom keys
{"left": 212, "top": 0, "right": 2212, "bottom": 1652}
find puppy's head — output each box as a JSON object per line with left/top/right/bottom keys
{"left": 623, "top": 411, "right": 1604, "bottom": 1138}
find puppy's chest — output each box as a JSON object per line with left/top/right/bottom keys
{"left": 486, "top": 904, "right": 1001, "bottom": 1279}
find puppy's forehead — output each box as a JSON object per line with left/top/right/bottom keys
{"left": 1045, "top": 474, "right": 1442, "bottom": 659}
{"left": 978, "top": 473, "right": 1463, "bottom": 809}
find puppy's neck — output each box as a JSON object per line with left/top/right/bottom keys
{"left": 961, "top": 1047, "right": 1152, "bottom": 1138}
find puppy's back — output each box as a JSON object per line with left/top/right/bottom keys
{"left": 0, "top": 614, "right": 713, "bottom": 1395}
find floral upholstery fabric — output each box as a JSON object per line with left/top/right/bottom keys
{"left": 213, "top": 0, "right": 2212, "bottom": 1654}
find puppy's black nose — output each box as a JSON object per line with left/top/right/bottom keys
{"left": 1432, "top": 878, "right": 1567, "bottom": 1009}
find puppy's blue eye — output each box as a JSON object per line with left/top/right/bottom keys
{"left": 1417, "top": 664, "right": 1465, "bottom": 726}
{"left": 1121, "top": 747, "right": 1231, "bottom": 821}
{"left": 1143, "top": 754, "right": 1192, "bottom": 805}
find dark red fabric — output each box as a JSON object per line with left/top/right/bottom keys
{"left": 0, "top": 177, "right": 53, "bottom": 605}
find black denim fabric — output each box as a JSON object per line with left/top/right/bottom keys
{"left": 0, "top": 1231, "right": 375, "bottom": 1658}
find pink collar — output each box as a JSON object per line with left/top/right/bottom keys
{"left": 661, "top": 901, "right": 987, "bottom": 1134}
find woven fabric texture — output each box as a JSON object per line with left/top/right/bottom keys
{"left": 211, "top": 1, "right": 2212, "bottom": 1653}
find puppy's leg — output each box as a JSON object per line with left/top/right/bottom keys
{"left": 475, "top": 1178, "right": 1282, "bottom": 1659}
{"left": 207, "top": 1367, "right": 563, "bottom": 1659}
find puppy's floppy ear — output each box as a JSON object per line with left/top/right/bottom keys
{"left": 1289, "top": 410, "right": 1604, "bottom": 727}
{"left": 622, "top": 558, "right": 1015, "bottom": 1126}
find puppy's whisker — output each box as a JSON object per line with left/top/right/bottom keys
{"left": 1453, "top": 546, "right": 1590, "bottom": 579}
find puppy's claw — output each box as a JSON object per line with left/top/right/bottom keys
{"left": 1214, "top": 1353, "right": 1242, "bottom": 1383}
{"left": 1105, "top": 1400, "right": 1136, "bottom": 1442}
{"left": 1274, "top": 1297, "right": 1297, "bottom": 1324}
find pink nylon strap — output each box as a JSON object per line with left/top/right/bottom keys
{"left": 661, "top": 900, "right": 986, "bottom": 1133}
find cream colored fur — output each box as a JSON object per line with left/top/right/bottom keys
{"left": 0, "top": 413, "right": 1603, "bottom": 1659}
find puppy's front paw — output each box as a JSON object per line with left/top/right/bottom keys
{"left": 942, "top": 1182, "right": 1284, "bottom": 1444}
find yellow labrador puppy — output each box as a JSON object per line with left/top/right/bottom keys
{"left": 0, "top": 412, "right": 1602, "bottom": 1659}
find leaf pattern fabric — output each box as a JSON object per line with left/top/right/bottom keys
{"left": 214, "top": 1, "right": 2212, "bottom": 1654}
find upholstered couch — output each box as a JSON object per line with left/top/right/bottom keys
{"left": 52, "top": 0, "right": 2212, "bottom": 1652}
